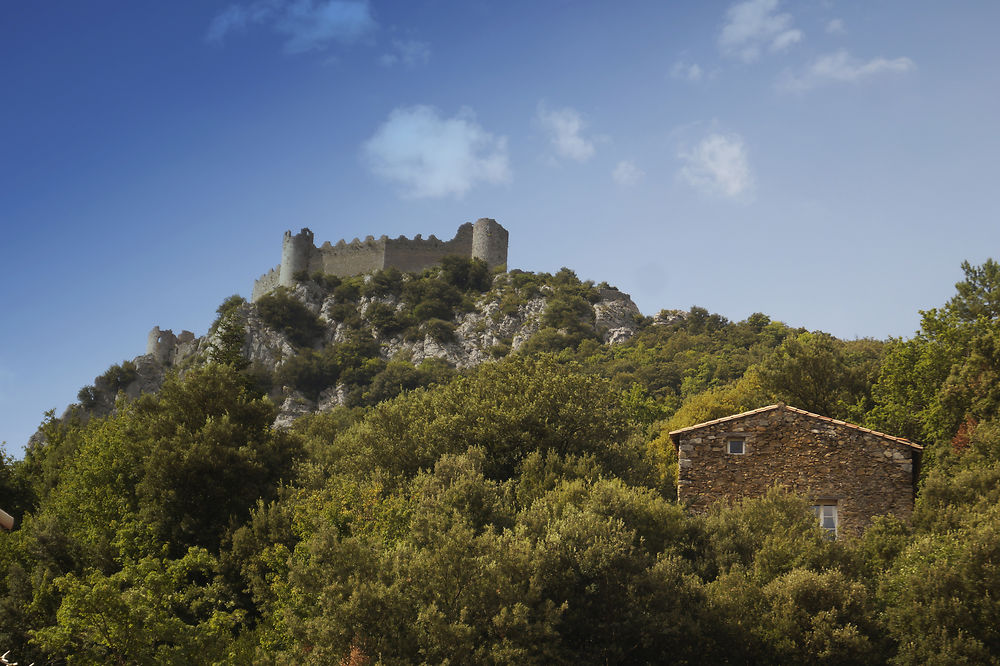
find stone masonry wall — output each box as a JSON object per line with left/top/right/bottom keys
{"left": 382, "top": 226, "right": 474, "bottom": 273}
{"left": 673, "top": 406, "right": 918, "bottom": 536}
{"left": 316, "top": 237, "right": 386, "bottom": 276}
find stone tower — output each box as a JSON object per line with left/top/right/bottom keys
{"left": 279, "top": 228, "right": 315, "bottom": 287}
{"left": 471, "top": 218, "right": 508, "bottom": 268}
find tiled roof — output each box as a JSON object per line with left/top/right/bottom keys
{"left": 667, "top": 403, "right": 922, "bottom": 450}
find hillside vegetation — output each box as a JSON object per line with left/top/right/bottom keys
{"left": 3, "top": 258, "right": 1000, "bottom": 664}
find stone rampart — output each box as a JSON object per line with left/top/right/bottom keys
{"left": 252, "top": 268, "right": 280, "bottom": 302}
{"left": 252, "top": 218, "right": 508, "bottom": 301}
{"left": 317, "top": 236, "right": 386, "bottom": 276}
{"left": 670, "top": 405, "right": 920, "bottom": 537}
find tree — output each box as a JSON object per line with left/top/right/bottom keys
{"left": 947, "top": 258, "right": 1000, "bottom": 322}
{"left": 208, "top": 295, "right": 249, "bottom": 370}
{"left": 31, "top": 548, "right": 244, "bottom": 665}
{"left": 758, "top": 332, "right": 882, "bottom": 419}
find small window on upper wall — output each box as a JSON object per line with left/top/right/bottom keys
{"left": 727, "top": 438, "right": 745, "bottom": 454}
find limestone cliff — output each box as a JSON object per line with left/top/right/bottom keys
{"left": 52, "top": 268, "right": 644, "bottom": 435}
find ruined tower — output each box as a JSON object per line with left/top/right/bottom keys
{"left": 279, "top": 228, "right": 316, "bottom": 288}
{"left": 471, "top": 218, "right": 508, "bottom": 268}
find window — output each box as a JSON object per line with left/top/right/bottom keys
{"left": 811, "top": 502, "right": 838, "bottom": 538}
{"left": 727, "top": 438, "right": 745, "bottom": 455}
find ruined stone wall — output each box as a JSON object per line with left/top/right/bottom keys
{"left": 673, "top": 406, "right": 918, "bottom": 536}
{"left": 317, "top": 237, "right": 386, "bottom": 276}
{"left": 252, "top": 268, "right": 280, "bottom": 302}
{"left": 382, "top": 224, "right": 475, "bottom": 273}
{"left": 146, "top": 327, "right": 197, "bottom": 366}
{"left": 252, "top": 219, "right": 508, "bottom": 301}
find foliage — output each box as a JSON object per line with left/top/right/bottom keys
{"left": 208, "top": 294, "right": 249, "bottom": 369}
{"left": 757, "top": 332, "right": 883, "bottom": 420}
{"left": 255, "top": 288, "right": 325, "bottom": 348}
{"left": 13, "top": 258, "right": 1000, "bottom": 663}
{"left": 32, "top": 548, "right": 244, "bottom": 665}
{"left": 77, "top": 361, "right": 139, "bottom": 408}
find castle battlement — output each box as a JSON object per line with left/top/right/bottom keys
{"left": 251, "top": 218, "right": 508, "bottom": 302}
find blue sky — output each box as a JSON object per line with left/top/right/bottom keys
{"left": 2, "top": 1, "right": 999, "bottom": 454}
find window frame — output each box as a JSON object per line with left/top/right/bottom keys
{"left": 726, "top": 437, "right": 745, "bottom": 455}
{"left": 811, "top": 500, "right": 838, "bottom": 538}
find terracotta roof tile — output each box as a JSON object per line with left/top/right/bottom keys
{"left": 667, "top": 403, "right": 922, "bottom": 450}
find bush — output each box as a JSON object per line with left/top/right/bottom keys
{"left": 102, "top": 362, "right": 138, "bottom": 391}
{"left": 275, "top": 349, "right": 339, "bottom": 400}
{"left": 332, "top": 280, "right": 361, "bottom": 304}
{"left": 255, "top": 289, "right": 325, "bottom": 348}
{"left": 424, "top": 318, "right": 457, "bottom": 344}
{"left": 362, "top": 267, "right": 403, "bottom": 298}
{"left": 440, "top": 256, "right": 491, "bottom": 292}
{"left": 309, "top": 271, "right": 342, "bottom": 291}
{"left": 367, "top": 302, "right": 407, "bottom": 335}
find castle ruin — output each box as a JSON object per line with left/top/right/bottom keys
{"left": 252, "top": 218, "right": 509, "bottom": 301}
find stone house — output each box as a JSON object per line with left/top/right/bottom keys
{"left": 668, "top": 403, "right": 922, "bottom": 537}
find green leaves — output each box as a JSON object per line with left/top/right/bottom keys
{"left": 32, "top": 548, "right": 244, "bottom": 665}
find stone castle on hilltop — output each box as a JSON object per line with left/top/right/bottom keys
{"left": 252, "top": 218, "right": 509, "bottom": 301}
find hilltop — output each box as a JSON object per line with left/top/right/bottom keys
{"left": 61, "top": 258, "right": 645, "bottom": 433}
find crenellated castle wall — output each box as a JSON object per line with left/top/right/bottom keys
{"left": 252, "top": 218, "right": 508, "bottom": 301}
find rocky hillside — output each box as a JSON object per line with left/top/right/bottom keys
{"left": 65, "top": 260, "right": 646, "bottom": 432}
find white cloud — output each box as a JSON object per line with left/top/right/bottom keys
{"left": 379, "top": 40, "right": 431, "bottom": 68}
{"left": 612, "top": 160, "right": 645, "bottom": 186}
{"left": 670, "top": 61, "right": 704, "bottom": 81}
{"left": 826, "top": 18, "right": 845, "bottom": 34}
{"left": 362, "top": 105, "right": 511, "bottom": 199}
{"left": 207, "top": 0, "right": 376, "bottom": 53}
{"left": 679, "top": 133, "right": 752, "bottom": 198}
{"left": 535, "top": 104, "right": 596, "bottom": 162}
{"left": 780, "top": 50, "right": 915, "bottom": 91}
{"left": 719, "top": 0, "right": 802, "bottom": 62}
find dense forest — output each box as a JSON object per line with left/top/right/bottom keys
{"left": 3, "top": 257, "right": 1000, "bottom": 664}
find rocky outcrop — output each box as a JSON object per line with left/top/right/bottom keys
{"left": 594, "top": 288, "right": 643, "bottom": 344}
{"left": 58, "top": 274, "right": 647, "bottom": 435}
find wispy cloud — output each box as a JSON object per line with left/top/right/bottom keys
{"left": 671, "top": 61, "right": 704, "bottom": 82}
{"left": 679, "top": 133, "right": 752, "bottom": 198}
{"left": 535, "top": 104, "right": 596, "bottom": 162}
{"left": 780, "top": 50, "right": 915, "bottom": 91}
{"left": 379, "top": 39, "right": 431, "bottom": 68}
{"left": 826, "top": 18, "right": 845, "bottom": 35}
{"left": 207, "top": 0, "right": 376, "bottom": 53}
{"left": 362, "top": 105, "right": 510, "bottom": 198}
{"left": 719, "top": 0, "right": 802, "bottom": 62}
{"left": 612, "top": 160, "right": 644, "bottom": 186}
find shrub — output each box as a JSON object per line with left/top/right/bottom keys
{"left": 332, "top": 280, "right": 362, "bottom": 304}
{"left": 275, "top": 349, "right": 339, "bottom": 400}
{"left": 362, "top": 267, "right": 403, "bottom": 298}
{"left": 440, "top": 256, "right": 491, "bottom": 292}
{"left": 310, "top": 272, "right": 342, "bottom": 291}
{"left": 94, "top": 361, "right": 138, "bottom": 394}
{"left": 367, "top": 302, "right": 406, "bottom": 335}
{"left": 255, "top": 289, "right": 325, "bottom": 348}
{"left": 424, "top": 318, "right": 457, "bottom": 344}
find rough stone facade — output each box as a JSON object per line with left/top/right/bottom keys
{"left": 669, "top": 404, "right": 921, "bottom": 537}
{"left": 252, "top": 218, "right": 509, "bottom": 301}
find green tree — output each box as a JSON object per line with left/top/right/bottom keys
{"left": 208, "top": 295, "right": 249, "bottom": 370}
{"left": 758, "top": 332, "right": 882, "bottom": 419}
{"left": 32, "top": 548, "right": 244, "bottom": 665}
